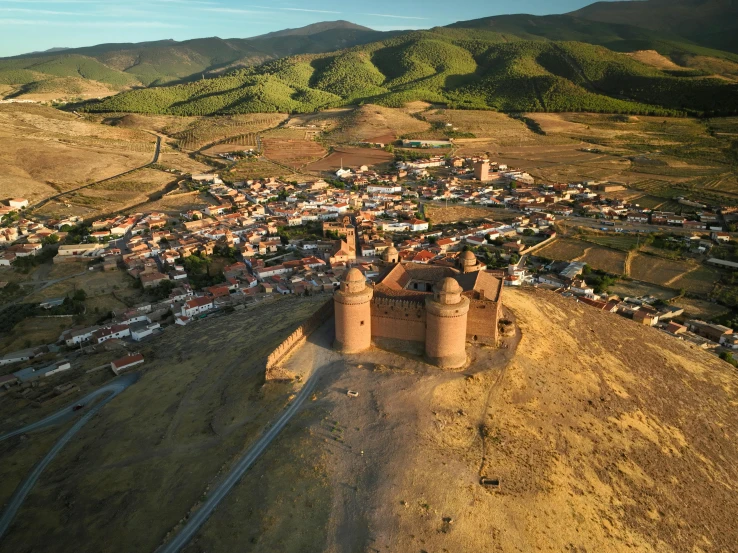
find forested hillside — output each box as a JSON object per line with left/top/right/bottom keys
{"left": 81, "top": 30, "right": 738, "bottom": 116}
{"left": 0, "top": 22, "right": 400, "bottom": 99}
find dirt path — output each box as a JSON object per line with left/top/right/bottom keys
{"left": 663, "top": 263, "right": 701, "bottom": 287}
{"left": 624, "top": 250, "right": 634, "bottom": 276}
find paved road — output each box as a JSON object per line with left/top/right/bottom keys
{"left": 0, "top": 373, "right": 140, "bottom": 538}
{"left": 155, "top": 367, "right": 325, "bottom": 553}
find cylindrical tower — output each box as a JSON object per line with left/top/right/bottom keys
{"left": 459, "top": 250, "right": 479, "bottom": 274}
{"left": 425, "top": 278, "right": 470, "bottom": 368}
{"left": 334, "top": 268, "right": 374, "bottom": 353}
{"left": 382, "top": 245, "right": 399, "bottom": 264}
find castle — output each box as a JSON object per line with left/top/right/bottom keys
{"left": 334, "top": 249, "right": 503, "bottom": 368}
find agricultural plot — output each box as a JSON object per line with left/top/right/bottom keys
{"left": 579, "top": 246, "right": 627, "bottom": 275}
{"left": 628, "top": 253, "right": 716, "bottom": 292}
{"left": 229, "top": 158, "right": 295, "bottom": 181}
{"left": 174, "top": 114, "right": 286, "bottom": 151}
{"left": 65, "top": 168, "right": 175, "bottom": 214}
{"left": 262, "top": 138, "right": 327, "bottom": 169}
{"left": 424, "top": 205, "right": 517, "bottom": 225}
{"left": 583, "top": 234, "right": 639, "bottom": 252}
{"left": 307, "top": 147, "right": 393, "bottom": 173}
{"left": 535, "top": 238, "right": 588, "bottom": 262}
{"left": 670, "top": 266, "right": 721, "bottom": 295}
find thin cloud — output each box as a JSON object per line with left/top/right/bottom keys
{"left": 0, "top": 7, "right": 85, "bottom": 14}
{"left": 0, "top": 18, "right": 184, "bottom": 28}
{"left": 201, "top": 7, "right": 270, "bottom": 15}
{"left": 362, "top": 13, "right": 428, "bottom": 20}
{"left": 280, "top": 7, "right": 341, "bottom": 14}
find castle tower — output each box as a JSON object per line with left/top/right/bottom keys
{"left": 334, "top": 268, "right": 373, "bottom": 353}
{"left": 459, "top": 250, "right": 480, "bottom": 274}
{"left": 382, "top": 245, "right": 399, "bottom": 264}
{"left": 474, "top": 161, "right": 490, "bottom": 182}
{"left": 425, "top": 278, "right": 470, "bottom": 368}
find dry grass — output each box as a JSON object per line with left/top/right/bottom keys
{"left": 58, "top": 168, "right": 176, "bottom": 215}
{"left": 578, "top": 245, "right": 628, "bottom": 274}
{"left": 0, "top": 296, "right": 329, "bottom": 553}
{"left": 625, "top": 50, "right": 685, "bottom": 71}
{"left": 629, "top": 253, "right": 712, "bottom": 291}
{"left": 0, "top": 104, "right": 155, "bottom": 203}
{"left": 325, "top": 104, "right": 430, "bottom": 143}
{"left": 0, "top": 317, "right": 69, "bottom": 354}
{"left": 306, "top": 147, "right": 392, "bottom": 173}
{"left": 262, "top": 138, "right": 327, "bottom": 169}
{"left": 424, "top": 204, "right": 511, "bottom": 225}
{"left": 536, "top": 238, "right": 589, "bottom": 261}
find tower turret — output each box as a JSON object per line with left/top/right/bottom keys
{"left": 459, "top": 250, "right": 480, "bottom": 274}
{"left": 334, "top": 268, "right": 373, "bottom": 353}
{"left": 383, "top": 245, "right": 399, "bottom": 264}
{"left": 425, "top": 278, "right": 470, "bottom": 368}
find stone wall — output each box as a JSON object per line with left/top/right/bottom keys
{"left": 466, "top": 299, "right": 501, "bottom": 345}
{"left": 370, "top": 297, "right": 426, "bottom": 342}
{"left": 265, "top": 300, "right": 334, "bottom": 381}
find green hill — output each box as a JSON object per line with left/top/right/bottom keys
{"left": 0, "top": 22, "right": 401, "bottom": 96}
{"left": 81, "top": 31, "right": 738, "bottom": 116}
{"left": 570, "top": 0, "right": 738, "bottom": 54}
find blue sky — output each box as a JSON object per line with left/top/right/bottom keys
{"left": 0, "top": 0, "right": 611, "bottom": 57}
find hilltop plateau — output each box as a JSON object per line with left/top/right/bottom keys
{"left": 0, "top": 289, "right": 735, "bottom": 552}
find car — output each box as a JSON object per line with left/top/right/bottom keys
{"left": 72, "top": 404, "right": 84, "bottom": 411}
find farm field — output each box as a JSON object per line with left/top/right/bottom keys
{"left": 306, "top": 147, "right": 393, "bottom": 173}
{"left": 0, "top": 104, "right": 155, "bottom": 203}
{"left": 262, "top": 138, "right": 327, "bottom": 170}
{"left": 157, "top": 146, "right": 213, "bottom": 174}
{"left": 535, "top": 238, "right": 589, "bottom": 262}
{"left": 58, "top": 168, "right": 176, "bottom": 216}
{"left": 423, "top": 204, "right": 517, "bottom": 225}
{"left": 578, "top": 246, "right": 628, "bottom": 275}
{"left": 228, "top": 157, "right": 300, "bottom": 181}
{"left": 133, "top": 191, "right": 215, "bottom": 216}
{"left": 173, "top": 113, "right": 286, "bottom": 151}
{"left": 628, "top": 253, "right": 719, "bottom": 293}
{"left": 582, "top": 234, "right": 639, "bottom": 251}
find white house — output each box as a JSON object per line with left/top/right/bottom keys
{"left": 92, "top": 324, "right": 130, "bottom": 344}
{"left": 130, "top": 322, "right": 161, "bottom": 341}
{"left": 8, "top": 198, "right": 29, "bottom": 209}
{"left": 110, "top": 353, "right": 145, "bottom": 375}
{"left": 182, "top": 296, "right": 214, "bottom": 318}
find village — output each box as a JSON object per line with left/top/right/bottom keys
{"left": 2, "top": 150, "right": 738, "bottom": 396}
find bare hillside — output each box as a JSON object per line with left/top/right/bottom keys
{"left": 191, "top": 288, "right": 738, "bottom": 553}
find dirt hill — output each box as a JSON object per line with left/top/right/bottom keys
{"left": 191, "top": 288, "right": 738, "bottom": 553}
{"left": 1, "top": 290, "right": 735, "bottom": 552}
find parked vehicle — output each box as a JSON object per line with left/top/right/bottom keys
{"left": 72, "top": 404, "right": 84, "bottom": 411}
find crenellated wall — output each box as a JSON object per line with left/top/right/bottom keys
{"left": 370, "top": 297, "right": 426, "bottom": 342}
{"left": 265, "top": 300, "right": 334, "bottom": 381}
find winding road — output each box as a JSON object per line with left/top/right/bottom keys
{"left": 155, "top": 364, "right": 326, "bottom": 553}
{"left": 0, "top": 373, "right": 140, "bottom": 538}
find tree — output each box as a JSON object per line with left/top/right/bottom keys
{"left": 73, "top": 289, "right": 87, "bottom": 302}
{"left": 42, "top": 234, "right": 59, "bottom": 245}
